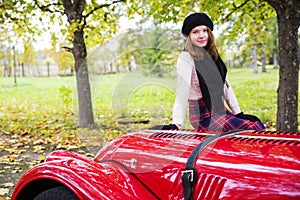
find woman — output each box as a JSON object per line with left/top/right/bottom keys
{"left": 170, "top": 12, "right": 265, "bottom": 131}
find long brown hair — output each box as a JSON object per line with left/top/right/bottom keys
{"left": 185, "top": 27, "right": 218, "bottom": 61}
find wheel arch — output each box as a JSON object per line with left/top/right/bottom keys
{"left": 12, "top": 158, "right": 160, "bottom": 200}
{"left": 14, "top": 178, "right": 65, "bottom": 200}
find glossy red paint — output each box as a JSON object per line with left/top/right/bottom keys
{"left": 12, "top": 130, "right": 300, "bottom": 200}
{"left": 12, "top": 150, "right": 158, "bottom": 200}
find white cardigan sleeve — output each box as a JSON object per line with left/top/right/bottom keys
{"left": 224, "top": 79, "right": 241, "bottom": 115}
{"left": 172, "top": 52, "right": 193, "bottom": 127}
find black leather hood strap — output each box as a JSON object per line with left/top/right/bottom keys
{"left": 182, "top": 129, "right": 243, "bottom": 200}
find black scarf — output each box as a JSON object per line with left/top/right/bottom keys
{"left": 194, "top": 53, "right": 227, "bottom": 114}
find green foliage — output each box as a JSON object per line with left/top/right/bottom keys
{"left": 0, "top": 0, "right": 128, "bottom": 51}
{"left": 127, "top": 0, "right": 194, "bottom": 23}
{"left": 21, "top": 42, "right": 36, "bottom": 64}
{"left": 0, "top": 0, "right": 48, "bottom": 41}
{"left": 134, "top": 27, "right": 174, "bottom": 77}
{"left": 0, "top": 0, "right": 283, "bottom": 72}
{"left": 49, "top": 46, "right": 74, "bottom": 71}
{"left": 134, "top": 0, "right": 277, "bottom": 71}
{"left": 59, "top": 85, "right": 73, "bottom": 107}
{"left": 87, "top": 23, "right": 183, "bottom": 75}
{"left": 215, "top": 1, "right": 276, "bottom": 66}
{"left": 264, "top": 16, "right": 278, "bottom": 56}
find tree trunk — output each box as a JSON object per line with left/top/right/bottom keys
{"left": 273, "top": 49, "right": 278, "bottom": 69}
{"left": 73, "top": 29, "right": 94, "bottom": 127}
{"left": 63, "top": 0, "right": 94, "bottom": 127}
{"left": 276, "top": 15, "right": 299, "bottom": 131}
{"left": 264, "top": 0, "right": 300, "bottom": 131}
{"left": 47, "top": 62, "right": 50, "bottom": 77}
{"left": 21, "top": 62, "right": 25, "bottom": 77}
{"left": 128, "top": 61, "right": 131, "bottom": 72}
{"left": 260, "top": 44, "right": 267, "bottom": 73}
{"left": 109, "top": 63, "right": 112, "bottom": 73}
{"left": 252, "top": 44, "right": 258, "bottom": 74}
{"left": 3, "top": 54, "right": 7, "bottom": 77}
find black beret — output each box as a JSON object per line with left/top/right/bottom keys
{"left": 181, "top": 13, "right": 214, "bottom": 37}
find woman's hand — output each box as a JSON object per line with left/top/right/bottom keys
{"left": 149, "top": 124, "right": 179, "bottom": 130}
{"left": 235, "top": 112, "right": 261, "bottom": 123}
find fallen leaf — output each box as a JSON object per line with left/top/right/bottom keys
{"left": 0, "top": 195, "right": 7, "bottom": 200}
{"left": 39, "top": 155, "right": 45, "bottom": 162}
{"left": 0, "top": 188, "right": 9, "bottom": 196}
{"left": 12, "top": 169, "right": 23, "bottom": 173}
{"left": 21, "top": 155, "right": 30, "bottom": 159}
{"left": 33, "top": 145, "right": 46, "bottom": 153}
{"left": 33, "top": 139, "right": 46, "bottom": 145}
{"left": 1, "top": 182, "right": 14, "bottom": 188}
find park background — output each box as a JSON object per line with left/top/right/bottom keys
{"left": 0, "top": 0, "right": 299, "bottom": 199}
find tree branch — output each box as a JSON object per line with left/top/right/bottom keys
{"left": 260, "top": 0, "right": 300, "bottom": 26}
{"left": 4, "top": 13, "right": 36, "bottom": 34}
{"left": 79, "top": 0, "right": 124, "bottom": 31}
{"left": 222, "top": 0, "right": 250, "bottom": 21}
{"left": 33, "top": 0, "right": 64, "bottom": 14}
{"left": 84, "top": 0, "right": 125, "bottom": 19}
{"left": 62, "top": 46, "right": 73, "bottom": 52}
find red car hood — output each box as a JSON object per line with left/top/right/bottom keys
{"left": 95, "top": 129, "right": 300, "bottom": 199}
{"left": 12, "top": 129, "right": 300, "bottom": 200}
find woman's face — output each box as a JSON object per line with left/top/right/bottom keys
{"left": 189, "top": 25, "right": 209, "bottom": 48}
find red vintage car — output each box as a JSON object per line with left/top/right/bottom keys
{"left": 11, "top": 129, "right": 300, "bottom": 200}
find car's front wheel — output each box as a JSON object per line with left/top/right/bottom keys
{"left": 34, "top": 186, "right": 79, "bottom": 200}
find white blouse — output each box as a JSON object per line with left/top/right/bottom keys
{"left": 172, "top": 51, "right": 241, "bottom": 128}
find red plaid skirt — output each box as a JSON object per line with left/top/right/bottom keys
{"left": 188, "top": 99, "right": 265, "bottom": 131}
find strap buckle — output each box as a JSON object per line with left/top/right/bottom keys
{"left": 182, "top": 169, "right": 197, "bottom": 184}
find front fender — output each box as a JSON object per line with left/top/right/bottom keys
{"left": 12, "top": 151, "right": 159, "bottom": 200}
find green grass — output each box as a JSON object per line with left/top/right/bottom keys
{"left": 0, "top": 67, "right": 299, "bottom": 145}
{"left": 227, "top": 67, "right": 280, "bottom": 129}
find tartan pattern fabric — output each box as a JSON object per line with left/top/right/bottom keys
{"left": 188, "top": 99, "right": 265, "bottom": 131}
